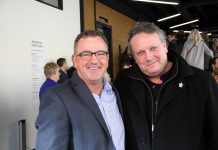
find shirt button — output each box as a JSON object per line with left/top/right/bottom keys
{"left": 141, "top": 138, "right": 146, "bottom": 144}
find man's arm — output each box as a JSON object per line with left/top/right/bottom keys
{"left": 35, "top": 89, "right": 70, "bottom": 150}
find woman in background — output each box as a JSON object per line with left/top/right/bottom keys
{"left": 181, "top": 29, "right": 214, "bottom": 70}
{"left": 39, "top": 62, "right": 60, "bottom": 100}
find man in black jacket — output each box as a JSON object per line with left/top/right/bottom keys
{"left": 114, "top": 22, "right": 218, "bottom": 150}
{"left": 167, "top": 32, "right": 177, "bottom": 52}
{"left": 57, "top": 58, "right": 68, "bottom": 83}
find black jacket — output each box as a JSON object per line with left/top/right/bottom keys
{"left": 58, "top": 70, "right": 68, "bottom": 83}
{"left": 114, "top": 51, "right": 218, "bottom": 150}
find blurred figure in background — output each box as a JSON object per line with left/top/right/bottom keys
{"left": 57, "top": 58, "right": 68, "bottom": 83}
{"left": 213, "top": 68, "right": 218, "bottom": 84}
{"left": 211, "top": 57, "right": 218, "bottom": 72}
{"left": 175, "top": 30, "right": 186, "bottom": 54}
{"left": 167, "top": 32, "right": 177, "bottom": 52}
{"left": 201, "top": 32, "right": 214, "bottom": 71}
{"left": 121, "top": 46, "right": 134, "bottom": 69}
{"left": 104, "top": 71, "right": 111, "bottom": 82}
{"left": 39, "top": 62, "right": 59, "bottom": 100}
{"left": 181, "top": 29, "right": 214, "bottom": 70}
{"left": 67, "top": 65, "right": 76, "bottom": 79}
{"left": 213, "top": 38, "right": 218, "bottom": 57}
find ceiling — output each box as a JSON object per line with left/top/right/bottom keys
{"left": 97, "top": 0, "right": 218, "bottom": 36}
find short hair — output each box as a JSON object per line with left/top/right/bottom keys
{"left": 211, "top": 57, "right": 218, "bottom": 65}
{"left": 167, "top": 32, "right": 176, "bottom": 36}
{"left": 74, "top": 30, "right": 108, "bottom": 53}
{"left": 201, "top": 32, "right": 209, "bottom": 41}
{"left": 57, "top": 58, "right": 66, "bottom": 67}
{"left": 128, "top": 22, "right": 166, "bottom": 53}
{"left": 44, "top": 62, "right": 59, "bottom": 79}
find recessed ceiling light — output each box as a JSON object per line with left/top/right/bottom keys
{"left": 170, "top": 19, "right": 199, "bottom": 29}
{"left": 158, "top": 13, "right": 181, "bottom": 22}
{"left": 133, "top": 0, "right": 179, "bottom": 5}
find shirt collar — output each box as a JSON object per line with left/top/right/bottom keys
{"left": 103, "top": 78, "right": 112, "bottom": 92}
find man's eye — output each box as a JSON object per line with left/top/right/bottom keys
{"left": 81, "top": 53, "right": 91, "bottom": 57}
{"left": 137, "top": 51, "right": 145, "bottom": 56}
{"left": 150, "top": 46, "right": 157, "bottom": 51}
{"left": 97, "top": 52, "right": 105, "bottom": 56}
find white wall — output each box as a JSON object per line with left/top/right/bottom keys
{"left": 0, "top": 0, "right": 80, "bottom": 149}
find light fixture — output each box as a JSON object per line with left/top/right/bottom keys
{"left": 133, "top": 0, "right": 179, "bottom": 5}
{"left": 158, "top": 13, "right": 181, "bottom": 22}
{"left": 173, "top": 30, "right": 201, "bottom": 34}
{"left": 173, "top": 30, "right": 191, "bottom": 33}
{"left": 173, "top": 30, "right": 207, "bottom": 34}
{"left": 170, "top": 19, "right": 199, "bottom": 29}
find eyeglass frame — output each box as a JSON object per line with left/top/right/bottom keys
{"left": 75, "top": 50, "right": 109, "bottom": 60}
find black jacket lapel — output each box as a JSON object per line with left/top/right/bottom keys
{"left": 129, "top": 79, "right": 147, "bottom": 118}
{"left": 112, "top": 86, "right": 124, "bottom": 119}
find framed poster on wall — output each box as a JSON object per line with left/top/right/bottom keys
{"left": 36, "top": 0, "right": 63, "bottom": 10}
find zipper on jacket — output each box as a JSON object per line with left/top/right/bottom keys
{"left": 129, "top": 77, "right": 154, "bottom": 135}
{"left": 129, "top": 66, "right": 178, "bottom": 137}
{"left": 153, "top": 66, "right": 178, "bottom": 131}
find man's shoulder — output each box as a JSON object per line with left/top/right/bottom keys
{"left": 115, "top": 67, "right": 134, "bottom": 81}
{"left": 114, "top": 66, "right": 138, "bottom": 86}
{"left": 41, "top": 79, "right": 78, "bottom": 104}
{"left": 191, "top": 66, "right": 210, "bottom": 76}
{"left": 187, "top": 66, "right": 212, "bottom": 82}
{"left": 48, "top": 79, "right": 72, "bottom": 94}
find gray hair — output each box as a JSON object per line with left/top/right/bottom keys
{"left": 128, "top": 22, "right": 166, "bottom": 53}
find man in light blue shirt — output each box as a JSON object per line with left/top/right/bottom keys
{"left": 36, "top": 30, "right": 125, "bottom": 150}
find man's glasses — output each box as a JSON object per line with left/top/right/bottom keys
{"left": 76, "top": 51, "right": 109, "bottom": 60}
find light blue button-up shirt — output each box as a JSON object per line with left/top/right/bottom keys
{"left": 92, "top": 79, "right": 125, "bottom": 150}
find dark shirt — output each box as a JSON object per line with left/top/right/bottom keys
{"left": 39, "top": 78, "right": 58, "bottom": 100}
{"left": 143, "top": 61, "right": 176, "bottom": 136}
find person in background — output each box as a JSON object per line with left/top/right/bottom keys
{"left": 67, "top": 65, "right": 76, "bottom": 78}
{"left": 57, "top": 58, "right": 68, "bottom": 83}
{"left": 35, "top": 30, "right": 125, "bottom": 150}
{"left": 114, "top": 22, "right": 218, "bottom": 150}
{"left": 121, "top": 46, "right": 134, "bottom": 69}
{"left": 167, "top": 32, "right": 177, "bottom": 52}
{"left": 181, "top": 29, "right": 214, "bottom": 70}
{"left": 39, "top": 62, "right": 59, "bottom": 100}
{"left": 211, "top": 57, "right": 218, "bottom": 72}
{"left": 104, "top": 71, "right": 112, "bottom": 82}
{"left": 213, "top": 38, "right": 218, "bottom": 57}
{"left": 201, "top": 32, "right": 213, "bottom": 71}
{"left": 175, "top": 30, "right": 186, "bottom": 54}
{"left": 213, "top": 68, "right": 218, "bottom": 84}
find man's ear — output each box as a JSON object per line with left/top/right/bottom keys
{"left": 72, "top": 54, "right": 77, "bottom": 68}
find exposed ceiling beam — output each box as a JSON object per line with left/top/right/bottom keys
{"left": 180, "top": 9, "right": 192, "bottom": 21}
{"left": 196, "top": 7, "right": 208, "bottom": 22}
